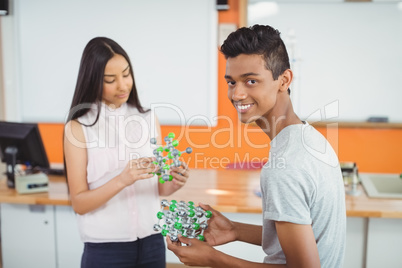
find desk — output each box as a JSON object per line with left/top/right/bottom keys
{"left": 0, "top": 175, "right": 70, "bottom": 206}
{"left": 1, "top": 170, "right": 402, "bottom": 268}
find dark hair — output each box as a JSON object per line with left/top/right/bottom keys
{"left": 66, "top": 37, "right": 148, "bottom": 125}
{"left": 220, "top": 24, "right": 291, "bottom": 94}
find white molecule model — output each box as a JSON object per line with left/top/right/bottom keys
{"left": 150, "top": 132, "right": 192, "bottom": 184}
{"left": 153, "top": 199, "right": 212, "bottom": 242}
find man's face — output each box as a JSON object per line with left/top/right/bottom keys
{"left": 225, "top": 54, "right": 281, "bottom": 124}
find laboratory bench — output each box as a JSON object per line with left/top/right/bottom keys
{"left": 1, "top": 169, "right": 402, "bottom": 268}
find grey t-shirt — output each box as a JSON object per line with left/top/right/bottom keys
{"left": 260, "top": 123, "right": 346, "bottom": 267}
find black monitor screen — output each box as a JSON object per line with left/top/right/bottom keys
{"left": 0, "top": 121, "right": 50, "bottom": 187}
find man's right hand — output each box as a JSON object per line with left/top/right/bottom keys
{"left": 199, "top": 203, "right": 238, "bottom": 246}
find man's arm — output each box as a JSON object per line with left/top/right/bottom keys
{"left": 167, "top": 235, "right": 286, "bottom": 268}
{"left": 275, "top": 221, "right": 320, "bottom": 268}
{"left": 196, "top": 204, "right": 262, "bottom": 247}
{"left": 232, "top": 221, "right": 262, "bottom": 246}
{"left": 167, "top": 218, "right": 321, "bottom": 268}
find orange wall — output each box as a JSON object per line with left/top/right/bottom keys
{"left": 38, "top": 0, "right": 402, "bottom": 174}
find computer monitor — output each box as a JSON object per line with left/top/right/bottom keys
{"left": 0, "top": 121, "right": 50, "bottom": 188}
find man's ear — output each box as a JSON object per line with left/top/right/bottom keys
{"left": 279, "top": 69, "right": 293, "bottom": 93}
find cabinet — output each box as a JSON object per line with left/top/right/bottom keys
{"left": 1, "top": 204, "right": 57, "bottom": 268}
{"left": 366, "top": 218, "right": 402, "bottom": 268}
{"left": 0, "top": 204, "right": 83, "bottom": 268}
{"left": 54, "top": 206, "right": 83, "bottom": 268}
{"left": 344, "top": 217, "right": 367, "bottom": 268}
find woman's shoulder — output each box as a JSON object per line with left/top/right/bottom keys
{"left": 64, "top": 119, "right": 86, "bottom": 144}
{"left": 65, "top": 119, "right": 81, "bottom": 130}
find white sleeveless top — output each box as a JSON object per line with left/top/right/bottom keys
{"left": 76, "top": 102, "right": 160, "bottom": 242}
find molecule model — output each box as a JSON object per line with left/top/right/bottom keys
{"left": 153, "top": 199, "right": 212, "bottom": 242}
{"left": 150, "top": 132, "right": 192, "bottom": 184}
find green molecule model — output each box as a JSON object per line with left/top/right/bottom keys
{"left": 153, "top": 199, "right": 212, "bottom": 243}
{"left": 150, "top": 133, "right": 193, "bottom": 183}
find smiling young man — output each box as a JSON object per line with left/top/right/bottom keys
{"left": 167, "top": 25, "right": 346, "bottom": 268}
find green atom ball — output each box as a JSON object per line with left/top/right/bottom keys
{"left": 188, "top": 209, "right": 195, "bottom": 217}
{"left": 168, "top": 132, "right": 175, "bottom": 139}
{"left": 192, "top": 223, "right": 200, "bottom": 230}
{"left": 197, "top": 235, "right": 205, "bottom": 241}
{"left": 172, "top": 140, "right": 179, "bottom": 147}
{"left": 161, "top": 229, "right": 169, "bottom": 236}
{"left": 174, "top": 222, "right": 182, "bottom": 230}
{"left": 205, "top": 210, "right": 212, "bottom": 218}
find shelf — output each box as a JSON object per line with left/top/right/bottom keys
{"left": 311, "top": 121, "right": 402, "bottom": 129}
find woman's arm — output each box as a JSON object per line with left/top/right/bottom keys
{"left": 64, "top": 120, "right": 156, "bottom": 215}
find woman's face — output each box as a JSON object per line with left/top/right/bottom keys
{"left": 102, "top": 54, "right": 133, "bottom": 108}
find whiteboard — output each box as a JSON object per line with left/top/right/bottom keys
{"left": 15, "top": 0, "right": 217, "bottom": 125}
{"left": 248, "top": 1, "right": 402, "bottom": 122}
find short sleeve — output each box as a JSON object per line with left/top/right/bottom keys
{"left": 262, "top": 167, "right": 316, "bottom": 225}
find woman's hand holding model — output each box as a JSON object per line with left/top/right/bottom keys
{"left": 117, "top": 157, "right": 158, "bottom": 187}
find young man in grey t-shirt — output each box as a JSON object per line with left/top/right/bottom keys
{"left": 167, "top": 24, "right": 346, "bottom": 268}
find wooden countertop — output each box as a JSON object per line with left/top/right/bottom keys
{"left": 0, "top": 175, "right": 71, "bottom": 206}
{"left": 1, "top": 169, "right": 402, "bottom": 218}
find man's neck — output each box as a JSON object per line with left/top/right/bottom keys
{"left": 256, "top": 95, "right": 301, "bottom": 140}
